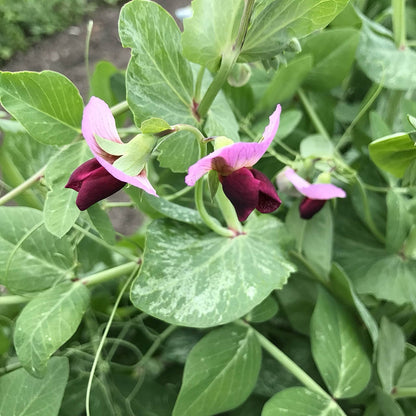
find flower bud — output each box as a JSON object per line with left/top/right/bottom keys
{"left": 214, "top": 136, "right": 234, "bottom": 150}
{"left": 227, "top": 63, "right": 252, "bottom": 87}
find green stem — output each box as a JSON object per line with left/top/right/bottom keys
{"left": 135, "top": 325, "right": 177, "bottom": 369}
{"left": 0, "top": 295, "right": 30, "bottom": 305}
{"left": 85, "top": 20, "right": 94, "bottom": 87}
{"left": 336, "top": 82, "right": 383, "bottom": 151}
{"left": 355, "top": 177, "right": 386, "bottom": 244}
{"left": 252, "top": 327, "right": 332, "bottom": 399}
{"left": 110, "top": 101, "right": 130, "bottom": 117}
{"left": 0, "top": 361, "right": 22, "bottom": 376}
{"left": 195, "top": 179, "right": 235, "bottom": 237}
{"left": 392, "top": 0, "right": 406, "bottom": 49}
{"left": 85, "top": 268, "right": 138, "bottom": 416}
{"left": 267, "top": 147, "right": 294, "bottom": 165}
{"left": 73, "top": 223, "right": 139, "bottom": 262}
{"left": 290, "top": 250, "right": 328, "bottom": 286}
{"left": 298, "top": 88, "right": 330, "bottom": 141}
{"left": 194, "top": 66, "right": 206, "bottom": 104}
{"left": 0, "top": 166, "right": 45, "bottom": 207}
{"left": 102, "top": 201, "right": 134, "bottom": 208}
{"left": 173, "top": 124, "right": 205, "bottom": 142}
{"left": 80, "top": 261, "right": 138, "bottom": 287}
{"left": 392, "top": 387, "right": 416, "bottom": 399}
{"left": 197, "top": 0, "right": 255, "bottom": 118}
{"left": 198, "top": 52, "right": 237, "bottom": 118}
{"left": 164, "top": 185, "right": 193, "bottom": 201}
{"left": 215, "top": 186, "right": 243, "bottom": 233}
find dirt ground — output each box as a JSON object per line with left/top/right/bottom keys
{"left": 1, "top": 0, "right": 191, "bottom": 233}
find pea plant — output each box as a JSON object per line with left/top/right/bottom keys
{"left": 1, "top": 0, "right": 416, "bottom": 414}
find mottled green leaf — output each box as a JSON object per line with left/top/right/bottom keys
{"left": 0, "top": 207, "right": 74, "bottom": 294}
{"left": 14, "top": 281, "right": 89, "bottom": 376}
{"left": 131, "top": 216, "right": 295, "bottom": 327}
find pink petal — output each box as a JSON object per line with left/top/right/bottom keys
{"left": 81, "top": 96, "right": 158, "bottom": 196}
{"left": 284, "top": 168, "right": 346, "bottom": 200}
{"left": 185, "top": 105, "right": 281, "bottom": 186}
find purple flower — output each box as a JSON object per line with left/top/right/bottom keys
{"left": 283, "top": 168, "right": 346, "bottom": 219}
{"left": 66, "top": 97, "right": 157, "bottom": 210}
{"left": 185, "top": 105, "right": 282, "bottom": 221}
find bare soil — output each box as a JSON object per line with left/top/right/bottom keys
{"left": 1, "top": 0, "right": 190, "bottom": 234}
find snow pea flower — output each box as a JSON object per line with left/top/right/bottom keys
{"left": 185, "top": 105, "right": 282, "bottom": 221}
{"left": 283, "top": 168, "right": 346, "bottom": 219}
{"left": 66, "top": 96, "right": 157, "bottom": 210}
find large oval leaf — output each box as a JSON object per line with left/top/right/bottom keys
{"left": 119, "top": 0, "right": 195, "bottom": 126}
{"left": 0, "top": 357, "right": 69, "bottom": 416}
{"left": 130, "top": 216, "right": 295, "bottom": 327}
{"left": 262, "top": 387, "right": 347, "bottom": 416}
{"left": 14, "top": 281, "right": 90, "bottom": 376}
{"left": 310, "top": 290, "right": 372, "bottom": 398}
{"left": 0, "top": 71, "right": 83, "bottom": 145}
{"left": 0, "top": 207, "right": 75, "bottom": 293}
{"left": 173, "top": 324, "right": 261, "bottom": 416}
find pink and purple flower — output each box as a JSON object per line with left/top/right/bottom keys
{"left": 283, "top": 168, "right": 346, "bottom": 219}
{"left": 185, "top": 105, "right": 282, "bottom": 221}
{"left": 66, "top": 97, "right": 157, "bottom": 210}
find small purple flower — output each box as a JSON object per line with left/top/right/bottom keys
{"left": 66, "top": 97, "right": 157, "bottom": 210}
{"left": 185, "top": 105, "right": 282, "bottom": 221}
{"left": 283, "top": 168, "right": 346, "bottom": 219}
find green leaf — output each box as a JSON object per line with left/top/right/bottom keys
{"left": 300, "top": 134, "right": 334, "bottom": 159}
{"left": 131, "top": 216, "right": 295, "bottom": 327}
{"left": 0, "top": 130, "right": 55, "bottom": 209}
{"left": 397, "top": 356, "right": 416, "bottom": 388}
{"left": 128, "top": 189, "right": 205, "bottom": 228}
{"left": 310, "top": 290, "right": 372, "bottom": 398}
{"left": 90, "top": 60, "right": 120, "bottom": 106}
{"left": 87, "top": 204, "right": 116, "bottom": 245}
{"left": 329, "top": 263, "right": 379, "bottom": 346}
{"left": 173, "top": 324, "right": 261, "bottom": 416}
{"left": 157, "top": 130, "right": 200, "bottom": 173}
{"left": 377, "top": 317, "right": 405, "bottom": 393}
{"left": 246, "top": 295, "right": 279, "bottom": 323}
{"left": 182, "top": 0, "right": 244, "bottom": 71}
{"left": 141, "top": 117, "right": 171, "bottom": 134}
{"left": 370, "top": 111, "right": 391, "bottom": 139}
{"left": 44, "top": 188, "right": 80, "bottom": 238}
{"left": 275, "top": 109, "right": 302, "bottom": 141}
{"left": 301, "top": 28, "right": 360, "bottom": 90}
{"left": 0, "top": 71, "right": 83, "bottom": 145}
{"left": 256, "top": 55, "right": 313, "bottom": 111}
{"left": 119, "top": 0, "right": 196, "bottom": 126}
{"left": 262, "top": 387, "right": 347, "bottom": 416}
{"left": 0, "top": 207, "right": 74, "bottom": 294}
{"left": 369, "top": 133, "right": 416, "bottom": 177}
{"left": 241, "top": 0, "right": 349, "bottom": 61}
{"left": 408, "top": 115, "right": 416, "bottom": 130}
{"left": 0, "top": 357, "right": 69, "bottom": 416}
{"left": 14, "top": 281, "right": 89, "bottom": 376}
{"left": 356, "top": 20, "right": 416, "bottom": 90}
{"left": 386, "top": 190, "right": 411, "bottom": 253}
{"left": 376, "top": 388, "right": 406, "bottom": 416}
{"left": 286, "top": 203, "right": 333, "bottom": 277}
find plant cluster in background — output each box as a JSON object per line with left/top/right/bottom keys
{"left": 0, "top": 0, "right": 121, "bottom": 63}
{"left": 0, "top": 0, "right": 416, "bottom": 415}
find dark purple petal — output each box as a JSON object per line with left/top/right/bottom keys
{"left": 65, "top": 159, "right": 125, "bottom": 210}
{"left": 251, "top": 169, "right": 282, "bottom": 214}
{"left": 220, "top": 167, "right": 281, "bottom": 222}
{"left": 299, "top": 198, "right": 326, "bottom": 219}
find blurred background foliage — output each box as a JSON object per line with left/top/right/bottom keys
{"left": 0, "top": 0, "right": 120, "bottom": 63}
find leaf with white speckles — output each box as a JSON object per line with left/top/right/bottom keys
{"left": 130, "top": 215, "right": 295, "bottom": 327}
{"left": 14, "top": 281, "right": 89, "bottom": 377}
{"left": 310, "top": 289, "right": 371, "bottom": 398}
